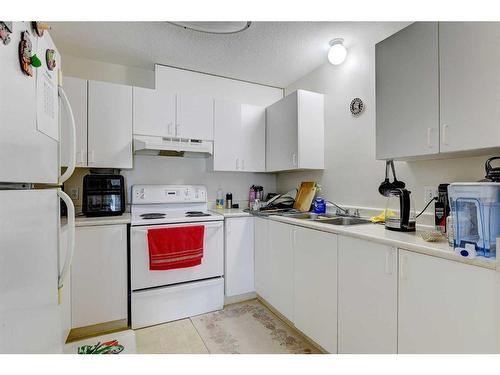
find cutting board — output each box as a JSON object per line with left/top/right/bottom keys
{"left": 293, "top": 182, "right": 317, "bottom": 211}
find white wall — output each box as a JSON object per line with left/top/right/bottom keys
{"left": 277, "top": 42, "right": 495, "bottom": 213}
{"left": 62, "top": 54, "right": 155, "bottom": 88}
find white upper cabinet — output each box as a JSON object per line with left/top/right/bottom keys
{"left": 398, "top": 249, "right": 496, "bottom": 353}
{"left": 266, "top": 90, "right": 324, "bottom": 172}
{"left": 376, "top": 22, "right": 439, "bottom": 160}
{"left": 88, "top": 80, "right": 133, "bottom": 169}
{"left": 213, "top": 99, "right": 266, "bottom": 172}
{"left": 133, "top": 87, "right": 176, "bottom": 137}
{"left": 439, "top": 22, "right": 500, "bottom": 153}
{"left": 294, "top": 227, "right": 338, "bottom": 353}
{"left": 338, "top": 236, "right": 397, "bottom": 353}
{"left": 61, "top": 76, "right": 88, "bottom": 167}
{"left": 176, "top": 92, "right": 214, "bottom": 141}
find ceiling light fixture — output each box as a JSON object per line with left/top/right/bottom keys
{"left": 168, "top": 22, "right": 251, "bottom": 35}
{"left": 328, "top": 38, "right": 347, "bottom": 65}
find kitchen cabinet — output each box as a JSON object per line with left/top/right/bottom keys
{"left": 133, "top": 87, "right": 176, "bottom": 137}
{"left": 294, "top": 227, "right": 337, "bottom": 353}
{"left": 213, "top": 99, "right": 266, "bottom": 172}
{"left": 376, "top": 22, "right": 439, "bottom": 160}
{"left": 224, "top": 217, "right": 255, "bottom": 297}
{"left": 398, "top": 249, "right": 496, "bottom": 353}
{"left": 261, "top": 220, "right": 294, "bottom": 322}
{"left": 337, "top": 236, "right": 397, "bottom": 353}
{"left": 439, "top": 22, "right": 500, "bottom": 153}
{"left": 254, "top": 217, "right": 271, "bottom": 302}
{"left": 71, "top": 224, "right": 128, "bottom": 329}
{"left": 266, "top": 90, "right": 324, "bottom": 172}
{"left": 88, "top": 80, "right": 133, "bottom": 168}
{"left": 176, "top": 92, "right": 214, "bottom": 141}
{"left": 61, "top": 76, "right": 88, "bottom": 167}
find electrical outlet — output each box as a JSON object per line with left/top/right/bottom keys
{"left": 424, "top": 186, "right": 438, "bottom": 204}
{"left": 69, "top": 187, "right": 79, "bottom": 201}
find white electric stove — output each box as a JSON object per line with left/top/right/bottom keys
{"left": 130, "top": 185, "right": 224, "bottom": 329}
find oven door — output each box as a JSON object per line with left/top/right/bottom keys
{"left": 131, "top": 221, "right": 224, "bottom": 290}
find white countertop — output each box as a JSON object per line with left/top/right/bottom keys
{"left": 75, "top": 213, "right": 131, "bottom": 227}
{"left": 210, "top": 208, "right": 252, "bottom": 218}
{"left": 268, "top": 215, "right": 498, "bottom": 270}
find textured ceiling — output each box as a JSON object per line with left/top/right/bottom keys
{"left": 49, "top": 21, "right": 410, "bottom": 88}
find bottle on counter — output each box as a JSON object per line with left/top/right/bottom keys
{"left": 226, "top": 193, "right": 233, "bottom": 209}
{"left": 446, "top": 215, "right": 454, "bottom": 247}
{"left": 216, "top": 188, "right": 224, "bottom": 209}
{"left": 249, "top": 186, "right": 256, "bottom": 209}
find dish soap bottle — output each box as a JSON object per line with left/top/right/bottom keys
{"left": 313, "top": 184, "right": 326, "bottom": 214}
{"left": 216, "top": 188, "right": 224, "bottom": 209}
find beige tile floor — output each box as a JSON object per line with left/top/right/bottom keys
{"left": 134, "top": 299, "right": 320, "bottom": 354}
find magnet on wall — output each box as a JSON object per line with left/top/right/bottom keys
{"left": 0, "top": 22, "right": 12, "bottom": 45}
{"left": 32, "top": 21, "right": 50, "bottom": 37}
{"left": 19, "top": 31, "right": 34, "bottom": 76}
{"left": 46, "top": 49, "right": 56, "bottom": 70}
{"left": 31, "top": 54, "right": 42, "bottom": 68}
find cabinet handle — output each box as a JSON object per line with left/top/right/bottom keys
{"left": 292, "top": 153, "right": 297, "bottom": 167}
{"left": 81, "top": 150, "right": 86, "bottom": 164}
{"left": 399, "top": 254, "right": 407, "bottom": 280}
{"left": 236, "top": 158, "right": 240, "bottom": 170}
{"left": 241, "top": 159, "right": 245, "bottom": 170}
{"left": 292, "top": 228, "right": 297, "bottom": 246}
{"left": 442, "top": 124, "right": 449, "bottom": 146}
{"left": 385, "top": 249, "right": 392, "bottom": 275}
{"left": 167, "top": 123, "right": 172, "bottom": 135}
{"left": 176, "top": 123, "right": 180, "bottom": 137}
{"left": 427, "top": 128, "right": 433, "bottom": 148}
{"left": 89, "top": 150, "right": 95, "bottom": 164}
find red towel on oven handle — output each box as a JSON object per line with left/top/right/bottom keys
{"left": 147, "top": 225, "right": 205, "bottom": 270}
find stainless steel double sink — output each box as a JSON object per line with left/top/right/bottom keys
{"left": 280, "top": 212, "right": 372, "bottom": 226}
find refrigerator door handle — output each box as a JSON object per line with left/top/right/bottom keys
{"left": 58, "top": 86, "right": 76, "bottom": 185}
{"left": 57, "top": 189, "right": 75, "bottom": 289}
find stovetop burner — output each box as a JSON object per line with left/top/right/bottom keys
{"left": 185, "top": 211, "right": 211, "bottom": 217}
{"left": 140, "top": 213, "right": 166, "bottom": 220}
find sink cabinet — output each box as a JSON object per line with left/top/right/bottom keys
{"left": 337, "top": 236, "right": 397, "bottom": 353}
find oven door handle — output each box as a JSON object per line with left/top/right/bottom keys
{"left": 132, "top": 222, "right": 223, "bottom": 232}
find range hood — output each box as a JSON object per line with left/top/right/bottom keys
{"left": 133, "top": 135, "right": 213, "bottom": 157}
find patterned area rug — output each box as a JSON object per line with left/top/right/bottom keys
{"left": 191, "top": 299, "right": 321, "bottom": 354}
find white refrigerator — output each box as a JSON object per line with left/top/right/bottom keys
{"left": 0, "top": 21, "right": 76, "bottom": 353}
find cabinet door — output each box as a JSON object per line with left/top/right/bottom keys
{"left": 297, "top": 90, "right": 324, "bottom": 169}
{"left": 176, "top": 92, "right": 214, "bottom": 141}
{"left": 254, "top": 218, "right": 271, "bottom": 302}
{"left": 240, "top": 104, "right": 266, "bottom": 172}
{"left": 225, "top": 217, "right": 255, "bottom": 296}
{"left": 88, "top": 81, "right": 133, "bottom": 168}
{"left": 294, "top": 227, "right": 337, "bottom": 353}
{"left": 133, "top": 87, "right": 176, "bottom": 137}
{"left": 71, "top": 225, "right": 128, "bottom": 328}
{"left": 376, "top": 22, "right": 439, "bottom": 160}
{"left": 338, "top": 237, "right": 397, "bottom": 353}
{"left": 213, "top": 99, "right": 241, "bottom": 171}
{"left": 267, "top": 220, "right": 294, "bottom": 321}
{"left": 398, "top": 250, "right": 496, "bottom": 353}
{"left": 61, "top": 77, "right": 88, "bottom": 167}
{"left": 439, "top": 22, "right": 500, "bottom": 153}
{"left": 266, "top": 92, "right": 298, "bottom": 171}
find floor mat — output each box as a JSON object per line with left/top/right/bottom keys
{"left": 191, "top": 299, "right": 320, "bottom": 354}
{"left": 64, "top": 330, "right": 136, "bottom": 354}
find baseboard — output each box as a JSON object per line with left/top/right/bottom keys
{"left": 224, "top": 292, "right": 257, "bottom": 305}
{"left": 67, "top": 319, "right": 129, "bottom": 343}
{"left": 255, "top": 295, "right": 329, "bottom": 354}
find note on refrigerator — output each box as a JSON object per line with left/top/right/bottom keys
{"left": 36, "top": 33, "right": 60, "bottom": 141}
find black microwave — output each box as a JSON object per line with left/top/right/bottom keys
{"left": 82, "top": 174, "right": 125, "bottom": 217}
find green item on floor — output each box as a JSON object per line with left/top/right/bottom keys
{"left": 77, "top": 339, "right": 124, "bottom": 354}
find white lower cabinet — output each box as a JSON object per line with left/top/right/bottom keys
{"left": 267, "top": 220, "right": 294, "bottom": 322}
{"left": 398, "top": 249, "right": 497, "bottom": 353}
{"left": 254, "top": 218, "right": 271, "bottom": 302}
{"left": 294, "top": 227, "right": 337, "bottom": 353}
{"left": 224, "top": 217, "right": 255, "bottom": 297}
{"left": 71, "top": 224, "right": 128, "bottom": 329}
{"left": 337, "top": 237, "right": 398, "bottom": 353}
